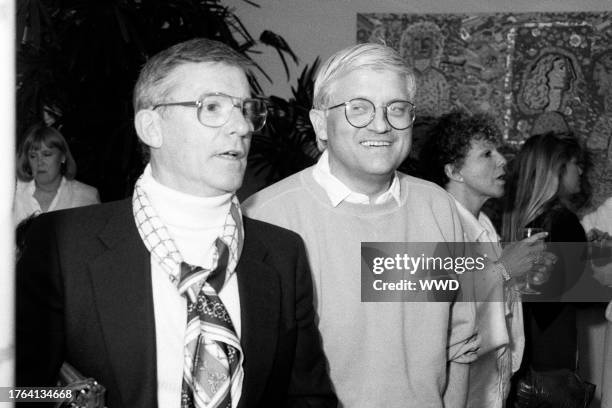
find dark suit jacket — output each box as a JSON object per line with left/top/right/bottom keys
{"left": 16, "top": 199, "right": 336, "bottom": 408}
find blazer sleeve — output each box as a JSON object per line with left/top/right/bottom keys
{"left": 284, "top": 237, "right": 337, "bottom": 408}
{"left": 15, "top": 213, "right": 65, "bottom": 388}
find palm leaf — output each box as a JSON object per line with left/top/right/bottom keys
{"left": 259, "top": 30, "right": 299, "bottom": 80}
{"left": 17, "top": 0, "right": 301, "bottom": 200}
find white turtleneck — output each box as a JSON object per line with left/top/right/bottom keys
{"left": 139, "top": 166, "right": 242, "bottom": 408}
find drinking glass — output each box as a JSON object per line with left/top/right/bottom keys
{"left": 517, "top": 227, "right": 546, "bottom": 295}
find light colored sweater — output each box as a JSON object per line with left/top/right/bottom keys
{"left": 244, "top": 167, "right": 478, "bottom": 408}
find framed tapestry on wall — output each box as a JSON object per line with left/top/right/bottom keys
{"left": 357, "top": 12, "right": 612, "bottom": 208}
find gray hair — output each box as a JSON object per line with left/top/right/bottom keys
{"left": 133, "top": 38, "right": 253, "bottom": 112}
{"left": 312, "top": 42, "right": 416, "bottom": 109}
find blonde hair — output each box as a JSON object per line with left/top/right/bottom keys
{"left": 312, "top": 42, "right": 416, "bottom": 110}
{"left": 16, "top": 124, "right": 77, "bottom": 181}
{"left": 502, "top": 132, "right": 584, "bottom": 241}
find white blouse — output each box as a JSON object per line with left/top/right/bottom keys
{"left": 13, "top": 176, "right": 100, "bottom": 225}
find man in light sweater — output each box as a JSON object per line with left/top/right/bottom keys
{"left": 17, "top": 38, "right": 336, "bottom": 408}
{"left": 244, "top": 43, "right": 479, "bottom": 408}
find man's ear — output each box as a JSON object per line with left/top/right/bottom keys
{"left": 309, "top": 109, "right": 328, "bottom": 152}
{"left": 134, "top": 109, "right": 163, "bottom": 149}
{"left": 444, "top": 163, "right": 464, "bottom": 183}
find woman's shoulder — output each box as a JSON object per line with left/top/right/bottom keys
{"left": 65, "top": 178, "right": 100, "bottom": 203}
{"left": 15, "top": 178, "right": 33, "bottom": 192}
{"left": 534, "top": 202, "right": 586, "bottom": 242}
{"left": 66, "top": 178, "right": 95, "bottom": 190}
{"left": 547, "top": 202, "right": 577, "bottom": 222}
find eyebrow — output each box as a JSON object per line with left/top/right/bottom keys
{"left": 29, "top": 146, "right": 56, "bottom": 152}
{"left": 340, "top": 96, "right": 412, "bottom": 103}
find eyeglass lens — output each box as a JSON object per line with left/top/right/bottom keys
{"left": 197, "top": 94, "right": 267, "bottom": 131}
{"left": 344, "top": 99, "right": 415, "bottom": 130}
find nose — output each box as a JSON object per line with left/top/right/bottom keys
{"left": 367, "top": 107, "right": 391, "bottom": 133}
{"left": 228, "top": 106, "right": 251, "bottom": 137}
{"left": 494, "top": 150, "right": 507, "bottom": 167}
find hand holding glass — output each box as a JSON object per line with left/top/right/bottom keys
{"left": 517, "top": 227, "right": 547, "bottom": 295}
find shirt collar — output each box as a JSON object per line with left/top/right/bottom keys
{"left": 25, "top": 176, "right": 67, "bottom": 195}
{"left": 312, "top": 150, "right": 401, "bottom": 207}
{"left": 452, "top": 196, "right": 499, "bottom": 243}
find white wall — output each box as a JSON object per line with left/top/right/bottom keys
{"left": 0, "top": 0, "right": 15, "bottom": 397}
{"left": 224, "top": 0, "right": 612, "bottom": 99}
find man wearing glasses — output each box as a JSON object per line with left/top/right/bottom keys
{"left": 245, "top": 43, "right": 478, "bottom": 407}
{"left": 17, "top": 38, "right": 336, "bottom": 408}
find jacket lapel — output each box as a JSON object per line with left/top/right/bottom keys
{"left": 86, "top": 206, "right": 280, "bottom": 408}
{"left": 88, "top": 200, "right": 158, "bottom": 408}
{"left": 237, "top": 220, "right": 281, "bottom": 408}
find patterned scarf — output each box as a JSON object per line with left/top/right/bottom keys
{"left": 133, "top": 175, "right": 244, "bottom": 408}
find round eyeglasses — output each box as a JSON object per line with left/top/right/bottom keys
{"left": 326, "top": 98, "right": 416, "bottom": 130}
{"left": 153, "top": 92, "right": 268, "bottom": 132}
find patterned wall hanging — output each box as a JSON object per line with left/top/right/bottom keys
{"left": 358, "top": 12, "right": 612, "bottom": 207}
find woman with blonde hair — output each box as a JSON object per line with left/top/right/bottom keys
{"left": 503, "top": 132, "right": 597, "bottom": 408}
{"left": 503, "top": 132, "right": 586, "bottom": 242}
{"left": 13, "top": 124, "right": 100, "bottom": 225}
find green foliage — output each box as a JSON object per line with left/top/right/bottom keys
{"left": 241, "top": 58, "right": 320, "bottom": 198}
{"left": 17, "top": 0, "right": 299, "bottom": 200}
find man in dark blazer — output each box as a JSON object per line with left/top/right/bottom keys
{"left": 16, "top": 38, "right": 336, "bottom": 408}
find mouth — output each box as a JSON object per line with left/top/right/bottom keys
{"left": 360, "top": 140, "right": 392, "bottom": 147}
{"left": 216, "top": 150, "right": 245, "bottom": 160}
{"left": 495, "top": 174, "right": 506, "bottom": 183}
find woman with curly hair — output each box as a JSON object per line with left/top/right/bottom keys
{"left": 421, "top": 111, "right": 549, "bottom": 408}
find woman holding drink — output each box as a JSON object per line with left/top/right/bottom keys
{"left": 421, "top": 112, "right": 550, "bottom": 408}
{"left": 503, "top": 131, "right": 595, "bottom": 408}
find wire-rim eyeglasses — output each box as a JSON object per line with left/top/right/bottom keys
{"left": 325, "top": 98, "right": 416, "bottom": 130}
